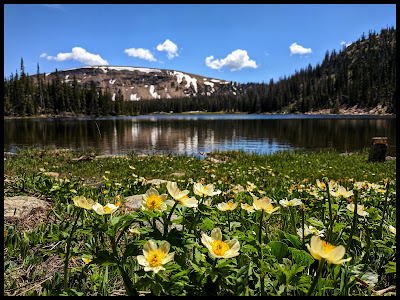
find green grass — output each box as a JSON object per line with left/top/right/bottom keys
{"left": 3, "top": 147, "right": 396, "bottom": 296}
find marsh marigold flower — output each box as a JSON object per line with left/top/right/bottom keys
{"left": 388, "top": 225, "right": 396, "bottom": 235}
{"left": 330, "top": 185, "right": 354, "bottom": 198}
{"left": 346, "top": 203, "right": 369, "bottom": 216}
{"left": 137, "top": 240, "right": 175, "bottom": 273}
{"left": 201, "top": 228, "right": 240, "bottom": 259}
{"left": 217, "top": 200, "right": 238, "bottom": 211}
{"left": 193, "top": 182, "right": 221, "bottom": 197}
{"left": 306, "top": 235, "right": 352, "bottom": 264}
{"left": 141, "top": 187, "right": 168, "bottom": 212}
{"left": 92, "top": 201, "right": 121, "bottom": 215}
{"left": 241, "top": 203, "right": 255, "bottom": 213}
{"left": 166, "top": 181, "right": 198, "bottom": 208}
{"left": 252, "top": 196, "right": 279, "bottom": 214}
{"left": 73, "top": 195, "right": 95, "bottom": 210}
{"left": 279, "top": 198, "right": 303, "bottom": 207}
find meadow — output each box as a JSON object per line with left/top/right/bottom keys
{"left": 3, "top": 147, "right": 396, "bottom": 296}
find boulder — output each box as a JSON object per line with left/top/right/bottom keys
{"left": 4, "top": 196, "right": 50, "bottom": 219}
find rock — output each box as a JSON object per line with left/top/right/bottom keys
{"left": 170, "top": 172, "right": 185, "bottom": 177}
{"left": 142, "top": 179, "right": 168, "bottom": 186}
{"left": 4, "top": 196, "right": 50, "bottom": 219}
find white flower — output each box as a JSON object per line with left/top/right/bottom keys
{"left": 279, "top": 198, "right": 303, "bottom": 207}
{"left": 193, "top": 182, "right": 221, "bottom": 197}
{"left": 141, "top": 187, "right": 168, "bottom": 212}
{"left": 92, "top": 201, "right": 121, "bottom": 215}
{"left": 201, "top": 228, "right": 240, "bottom": 259}
{"left": 137, "top": 240, "right": 175, "bottom": 273}
{"left": 346, "top": 203, "right": 369, "bottom": 216}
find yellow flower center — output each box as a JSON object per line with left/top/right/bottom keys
{"left": 287, "top": 201, "right": 292, "bottom": 206}
{"left": 146, "top": 195, "right": 162, "bottom": 210}
{"left": 146, "top": 249, "right": 166, "bottom": 267}
{"left": 210, "top": 240, "right": 230, "bottom": 256}
{"left": 204, "top": 186, "right": 208, "bottom": 190}
{"left": 322, "top": 241, "right": 335, "bottom": 254}
{"left": 265, "top": 204, "right": 275, "bottom": 213}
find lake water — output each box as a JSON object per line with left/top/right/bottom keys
{"left": 4, "top": 114, "right": 396, "bottom": 157}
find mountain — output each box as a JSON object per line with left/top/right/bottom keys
{"left": 39, "top": 65, "right": 243, "bottom": 101}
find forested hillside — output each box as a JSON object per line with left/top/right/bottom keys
{"left": 3, "top": 26, "right": 396, "bottom": 116}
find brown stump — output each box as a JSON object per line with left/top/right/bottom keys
{"left": 368, "top": 137, "right": 388, "bottom": 163}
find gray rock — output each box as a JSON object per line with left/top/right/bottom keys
{"left": 4, "top": 196, "right": 50, "bottom": 219}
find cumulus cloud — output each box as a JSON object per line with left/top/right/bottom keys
{"left": 40, "top": 53, "right": 47, "bottom": 58}
{"left": 205, "top": 49, "right": 258, "bottom": 71}
{"left": 124, "top": 48, "right": 157, "bottom": 62}
{"left": 156, "top": 39, "right": 179, "bottom": 59}
{"left": 46, "top": 47, "right": 108, "bottom": 65}
{"left": 289, "top": 43, "right": 312, "bottom": 55}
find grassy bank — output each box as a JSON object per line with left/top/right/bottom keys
{"left": 4, "top": 148, "right": 396, "bottom": 296}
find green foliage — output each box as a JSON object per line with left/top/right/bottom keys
{"left": 3, "top": 148, "right": 396, "bottom": 296}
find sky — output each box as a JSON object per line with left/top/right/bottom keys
{"left": 4, "top": 4, "right": 396, "bottom": 83}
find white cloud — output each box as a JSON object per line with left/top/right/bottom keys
{"left": 289, "top": 43, "right": 312, "bottom": 55}
{"left": 205, "top": 49, "right": 258, "bottom": 71}
{"left": 40, "top": 53, "right": 47, "bottom": 58}
{"left": 47, "top": 47, "right": 108, "bottom": 65}
{"left": 124, "top": 48, "right": 157, "bottom": 62}
{"left": 156, "top": 39, "right": 179, "bottom": 59}
{"left": 340, "top": 41, "right": 352, "bottom": 48}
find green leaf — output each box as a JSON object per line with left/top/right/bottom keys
{"left": 384, "top": 261, "right": 396, "bottom": 274}
{"left": 268, "top": 241, "right": 288, "bottom": 262}
{"left": 284, "top": 232, "right": 302, "bottom": 249}
{"left": 288, "top": 247, "right": 314, "bottom": 266}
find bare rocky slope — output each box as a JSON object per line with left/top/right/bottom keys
{"left": 41, "top": 65, "right": 243, "bottom": 101}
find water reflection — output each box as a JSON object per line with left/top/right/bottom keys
{"left": 4, "top": 115, "right": 396, "bottom": 156}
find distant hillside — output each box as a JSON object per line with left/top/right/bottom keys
{"left": 4, "top": 26, "right": 395, "bottom": 116}
{"left": 38, "top": 66, "right": 243, "bottom": 101}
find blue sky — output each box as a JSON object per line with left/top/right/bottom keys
{"left": 4, "top": 4, "right": 396, "bottom": 83}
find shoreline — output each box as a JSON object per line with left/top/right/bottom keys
{"left": 3, "top": 105, "right": 395, "bottom": 120}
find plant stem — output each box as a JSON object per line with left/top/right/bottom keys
{"left": 378, "top": 181, "right": 390, "bottom": 238}
{"left": 63, "top": 208, "right": 82, "bottom": 293}
{"left": 346, "top": 190, "right": 358, "bottom": 251}
{"left": 289, "top": 206, "right": 297, "bottom": 235}
{"left": 110, "top": 234, "right": 137, "bottom": 296}
{"left": 307, "top": 258, "right": 326, "bottom": 296}
{"left": 164, "top": 201, "right": 178, "bottom": 238}
{"left": 324, "top": 179, "right": 334, "bottom": 242}
{"left": 258, "top": 210, "right": 264, "bottom": 245}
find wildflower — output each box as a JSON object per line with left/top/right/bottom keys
{"left": 279, "top": 198, "right": 303, "bottom": 207}
{"left": 330, "top": 185, "right": 353, "bottom": 198}
{"left": 346, "top": 203, "right": 369, "bottom": 216}
{"left": 129, "top": 165, "right": 135, "bottom": 170}
{"left": 297, "top": 225, "right": 325, "bottom": 240}
{"left": 246, "top": 181, "right": 257, "bottom": 192}
{"left": 201, "top": 228, "right": 240, "bottom": 259}
{"left": 252, "top": 196, "right": 279, "bottom": 214}
{"left": 82, "top": 257, "right": 92, "bottom": 264}
{"left": 193, "top": 182, "right": 221, "bottom": 197}
{"left": 129, "top": 227, "right": 141, "bottom": 235}
{"left": 306, "top": 235, "right": 352, "bottom": 264}
{"left": 241, "top": 203, "right": 255, "bottom": 213}
{"left": 72, "top": 195, "right": 95, "bottom": 210}
{"left": 141, "top": 187, "right": 168, "bottom": 212}
{"left": 70, "top": 189, "right": 77, "bottom": 193}
{"left": 103, "top": 190, "right": 109, "bottom": 195}
{"left": 104, "top": 171, "right": 110, "bottom": 174}
{"left": 167, "top": 181, "right": 189, "bottom": 201}
{"left": 388, "top": 225, "right": 396, "bottom": 234}
{"left": 92, "top": 201, "right": 121, "bottom": 215}
{"left": 217, "top": 200, "right": 238, "bottom": 211}
{"left": 137, "top": 240, "right": 175, "bottom": 273}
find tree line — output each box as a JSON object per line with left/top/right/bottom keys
{"left": 4, "top": 26, "right": 396, "bottom": 117}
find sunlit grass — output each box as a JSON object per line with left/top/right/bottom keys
{"left": 4, "top": 147, "right": 396, "bottom": 296}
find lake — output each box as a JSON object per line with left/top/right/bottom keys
{"left": 3, "top": 114, "right": 396, "bottom": 157}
